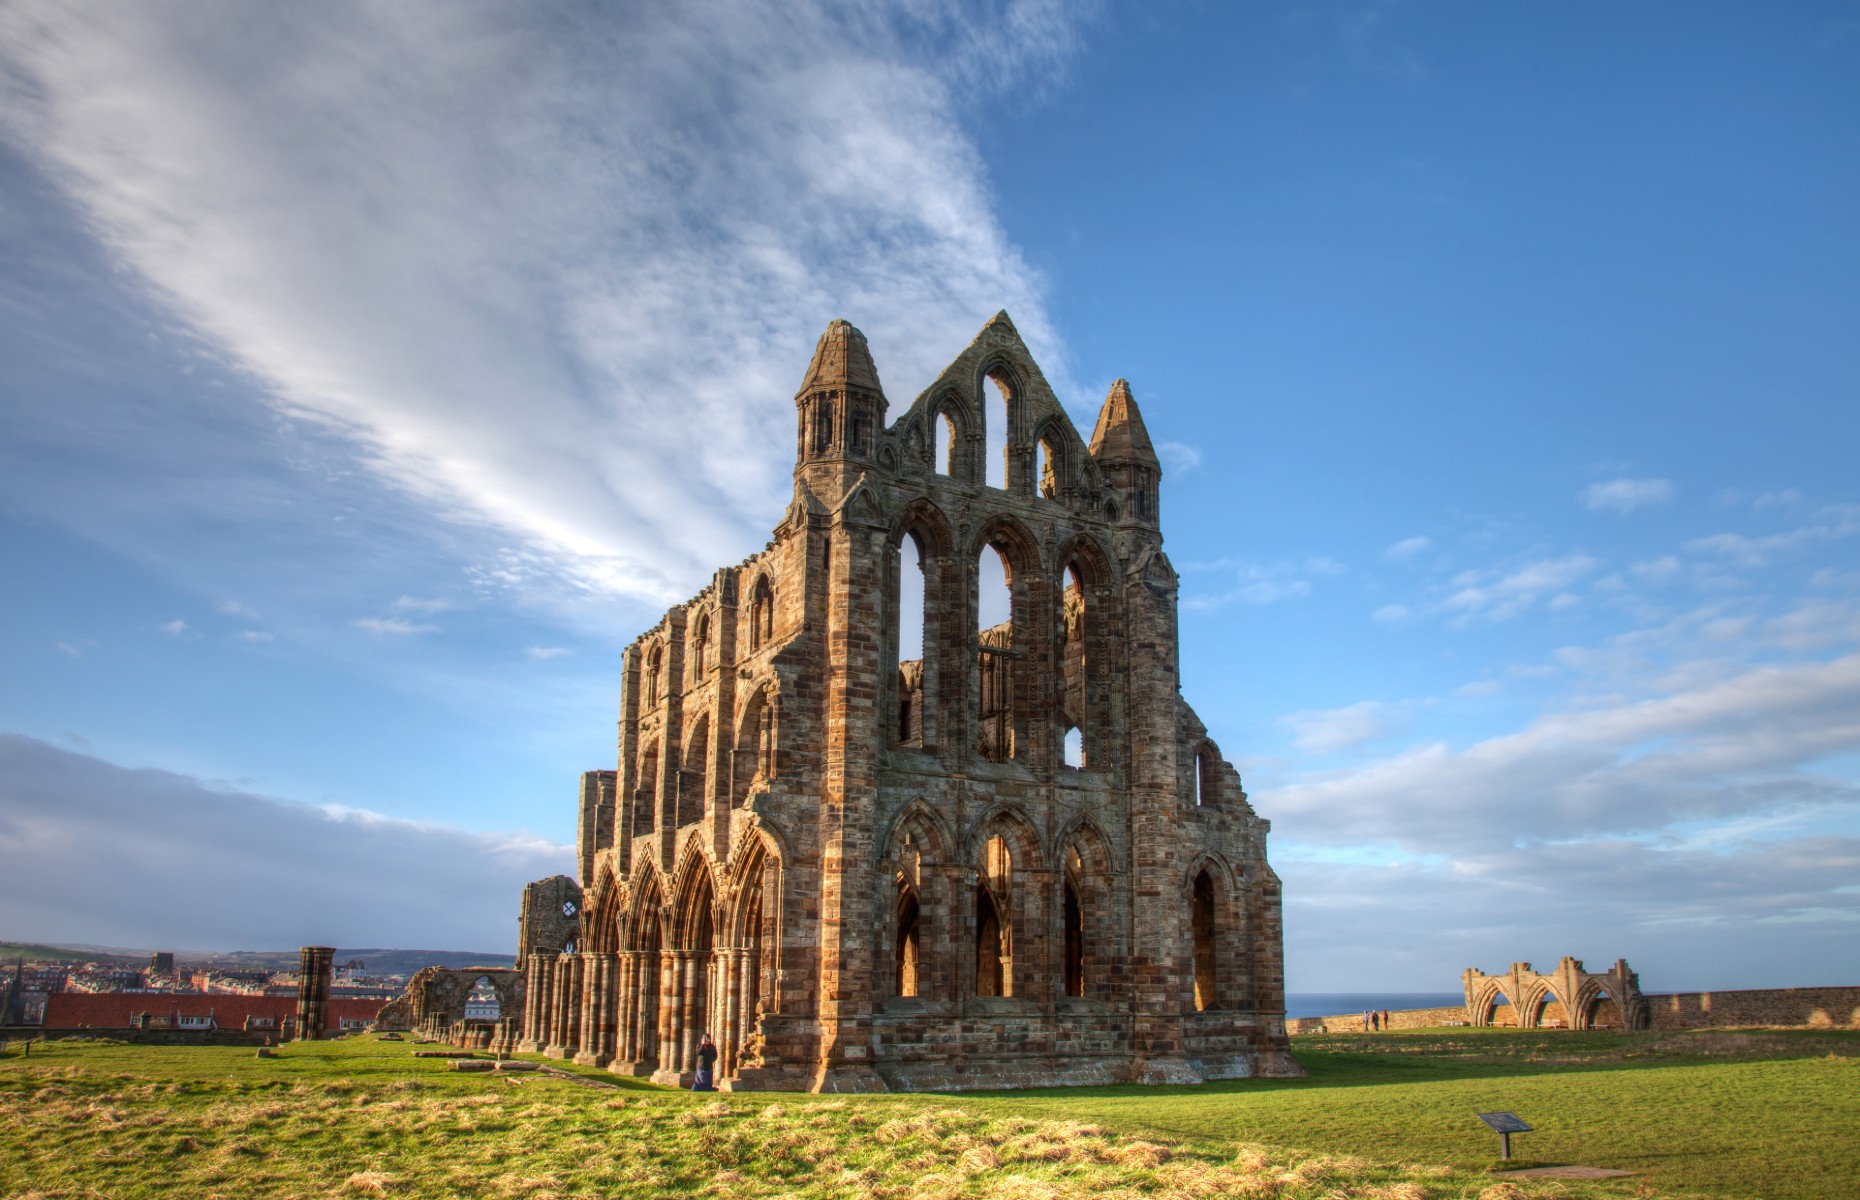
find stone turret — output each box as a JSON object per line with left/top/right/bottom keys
{"left": 796, "top": 319, "right": 888, "bottom": 499}
{"left": 1089, "top": 378, "right": 1161, "bottom": 527}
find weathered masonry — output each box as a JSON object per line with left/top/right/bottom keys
{"left": 1462, "top": 958, "right": 1651, "bottom": 1031}
{"left": 521, "top": 314, "right": 1299, "bottom": 1091}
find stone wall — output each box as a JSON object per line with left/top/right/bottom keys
{"left": 1286, "top": 1006, "right": 1467, "bottom": 1035}
{"left": 1286, "top": 985, "right": 1860, "bottom": 1034}
{"left": 1646, "top": 987, "right": 1860, "bottom": 1029}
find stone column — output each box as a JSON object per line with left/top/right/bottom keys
{"left": 657, "top": 949, "right": 676, "bottom": 1069}
{"left": 294, "top": 946, "right": 334, "bottom": 1042}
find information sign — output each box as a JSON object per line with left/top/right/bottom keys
{"left": 1476, "top": 1112, "right": 1534, "bottom": 1160}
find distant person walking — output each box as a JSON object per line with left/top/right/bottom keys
{"left": 1371, "top": 1010, "right": 1380, "bottom": 1032}
{"left": 1382, "top": 1008, "right": 1391, "bottom": 1031}
{"left": 693, "top": 1033, "right": 718, "bottom": 1092}
{"left": 1361, "top": 1010, "right": 1370, "bottom": 1032}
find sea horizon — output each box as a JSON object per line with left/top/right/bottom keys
{"left": 1283, "top": 992, "right": 1466, "bottom": 1019}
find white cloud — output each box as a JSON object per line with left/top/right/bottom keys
{"left": 389, "top": 596, "right": 453, "bottom": 615}
{"left": 55, "top": 640, "right": 87, "bottom": 659}
{"left": 1185, "top": 556, "right": 1344, "bottom": 610}
{"left": 1580, "top": 477, "right": 1674, "bottom": 513}
{"left": 214, "top": 600, "right": 260, "bottom": 620}
{"left": 234, "top": 630, "right": 276, "bottom": 643}
{"left": 1371, "top": 604, "right": 1410, "bottom": 626}
{"left": 1155, "top": 440, "right": 1201, "bottom": 474}
{"left": 1688, "top": 505, "right": 1860, "bottom": 567}
{"left": 1264, "top": 651, "right": 1860, "bottom": 855}
{"left": 1383, "top": 535, "right": 1431, "bottom": 562}
{"left": 526, "top": 646, "right": 571, "bottom": 660}
{"left": 1283, "top": 700, "right": 1404, "bottom": 754}
{"left": 160, "top": 618, "right": 187, "bottom": 636}
{"left": 0, "top": 0, "right": 1088, "bottom": 609}
{"left": 0, "top": 733, "right": 570, "bottom": 950}
{"left": 353, "top": 617, "right": 440, "bottom": 636}
{"left": 1442, "top": 554, "right": 1600, "bottom": 623}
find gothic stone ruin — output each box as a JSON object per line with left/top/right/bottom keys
{"left": 1462, "top": 957, "right": 1651, "bottom": 1031}
{"left": 377, "top": 966, "right": 528, "bottom": 1051}
{"left": 520, "top": 313, "right": 1298, "bottom": 1092}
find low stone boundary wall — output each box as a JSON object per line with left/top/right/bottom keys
{"left": 0, "top": 1026, "right": 276, "bottom": 1046}
{"left": 1646, "top": 987, "right": 1860, "bottom": 1030}
{"left": 1286, "top": 985, "right": 1860, "bottom": 1035}
{"left": 1287, "top": 1006, "right": 1467, "bottom": 1035}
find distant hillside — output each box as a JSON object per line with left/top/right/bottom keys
{"left": 0, "top": 942, "right": 143, "bottom": 965}
{"left": 0, "top": 943, "right": 515, "bottom": 974}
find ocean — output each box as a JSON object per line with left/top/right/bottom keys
{"left": 1284, "top": 992, "right": 1465, "bottom": 1019}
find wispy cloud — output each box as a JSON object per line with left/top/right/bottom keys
{"left": 1442, "top": 553, "right": 1600, "bottom": 623}
{"left": 389, "top": 596, "right": 453, "bottom": 615}
{"left": 0, "top": 0, "right": 1091, "bottom": 611}
{"left": 1184, "top": 556, "right": 1346, "bottom": 611}
{"left": 160, "top": 618, "right": 188, "bottom": 636}
{"left": 1580, "top": 477, "right": 1674, "bottom": 513}
{"left": 1155, "top": 439, "right": 1202, "bottom": 474}
{"left": 1383, "top": 535, "right": 1431, "bottom": 563}
{"left": 353, "top": 617, "right": 440, "bottom": 636}
{"left": 1687, "top": 505, "right": 1860, "bottom": 567}
{"left": 214, "top": 600, "right": 260, "bottom": 620}
{"left": 1283, "top": 700, "right": 1406, "bottom": 754}
{"left": 526, "top": 646, "right": 571, "bottom": 660}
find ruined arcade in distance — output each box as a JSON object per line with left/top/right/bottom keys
{"left": 519, "top": 313, "right": 1299, "bottom": 1092}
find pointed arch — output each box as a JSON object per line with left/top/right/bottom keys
{"left": 677, "top": 711, "right": 711, "bottom": 829}
{"left": 1055, "top": 814, "right": 1117, "bottom": 1001}
{"left": 925, "top": 388, "right": 977, "bottom": 483}
{"left": 733, "top": 683, "right": 775, "bottom": 806}
{"left": 890, "top": 500, "right": 954, "bottom": 753}
{"left": 748, "top": 575, "right": 776, "bottom": 651}
{"left": 634, "top": 738, "right": 661, "bottom": 837}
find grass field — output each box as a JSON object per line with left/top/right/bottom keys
{"left": 2, "top": 1027, "right": 1853, "bottom": 1199}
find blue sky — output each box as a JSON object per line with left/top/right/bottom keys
{"left": 1, "top": 1, "right": 1856, "bottom": 990}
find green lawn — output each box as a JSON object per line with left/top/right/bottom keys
{"left": 1, "top": 1027, "right": 1852, "bottom": 1199}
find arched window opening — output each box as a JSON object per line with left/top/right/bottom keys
{"left": 850, "top": 402, "right": 872, "bottom": 456}
{"left": 635, "top": 742, "right": 659, "bottom": 835}
{"left": 734, "top": 690, "right": 774, "bottom": 806}
{"left": 464, "top": 975, "right": 500, "bottom": 1020}
{"left": 1038, "top": 435, "right": 1062, "bottom": 499}
{"left": 677, "top": 717, "right": 709, "bottom": 828}
{"left": 1192, "top": 869, "right": 1218, "bottom": 1011}
{"left": 977, "top": 544, "right": 1015, "bottom": 762}
{"left": 896, "top": 886, "right": 921, "bottom": 998}
{"left": 1062, "top": 877, "right": 1084, "bottom": 998}
{"left": 692, "top": 615, "right": 710, "bottom": 684}
{"left": 645, "top": 646, "right": 663, "bottom": 708}
{"left": 1194, "top": 746, "right": 1218, "bottom": 806}
{"left": 976, "top": 833, "right": 1012, "bottom": 997}
{"left": 935, "top": 412, "right": 957, "bottom": 475}
{"left": 984, "top": 373, "right": 1011, "bottom": 490}
{"left": 1061, "top": 562, "right": 1086, "bottom": 767}
{"left": 811, "top": 395, "right": 836, "bottom": 455}
{"left": 750, "top": 577, "right": 775, "bottom": 650}
{"left": 897, "top": 532, "right": 927, "bottom": 748}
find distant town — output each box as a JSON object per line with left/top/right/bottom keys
{"left": 2, "top": 942, "right": 516, "bottom": 1035}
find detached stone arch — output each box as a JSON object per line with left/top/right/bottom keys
{"left": 1463, "top": 958, "right": 1648, "bottom": 1031}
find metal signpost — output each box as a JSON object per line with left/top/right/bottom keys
{"left": 1476, "top": 1112, "right": 1534, "bottom": 1161}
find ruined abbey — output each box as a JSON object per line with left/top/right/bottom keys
{"left": 518, "top": 314, "right": 1298, "bottom": 1091}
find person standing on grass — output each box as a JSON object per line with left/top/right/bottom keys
{"left": 1362, "top": 1010, "right": 1370, "bottom": 1032}
{"left": 693, "top": 1033, "right": 718, "bottom": 1092}
{"left": 1382, "top": 1008, "right": 1390, "bottom": 1031}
